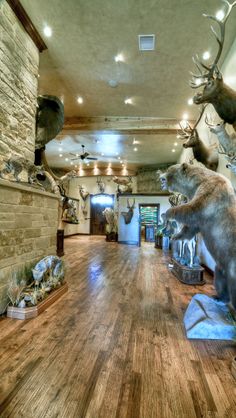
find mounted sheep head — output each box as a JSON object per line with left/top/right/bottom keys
{"left": 121, "top": 199, "right": 135, "bottom": 225}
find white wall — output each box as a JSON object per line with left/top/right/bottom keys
{"left": 179, "top": 37, "right": 236, "bottom": 270}
{"left": 64, "top": 176, "right": 137, "bottom": 236}
{"left": 118, "top": 195, "right": 170, "bottom": 245}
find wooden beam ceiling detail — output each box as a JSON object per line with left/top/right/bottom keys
{"left": 62, "top": 116, "right": 196, "bottom": 135}
{"left": 6, "top": 0, "right": 47, "bottom": 52}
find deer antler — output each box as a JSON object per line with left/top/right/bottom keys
{"left": 190, "top": 1, "right": 236, "bottom": 87}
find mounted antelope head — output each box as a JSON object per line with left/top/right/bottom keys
{"left": 190, "top": 1, "right": 236, "bottom": 130}
{"left": 96, "top": 176, "right": 105, "bottom": 193}
{"left": 205, "top": 115, "right": 236, "bottom": 172}
{"left": 178, "top": 106, "right": 219, "bottom": 171}
{"left": 79, "top": 185, "right": 89, "bottom": 201}
{"left": 121, "top": 199, "right": 135, "bottom": 225}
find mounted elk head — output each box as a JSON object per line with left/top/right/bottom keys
{"left": 121, "top": 199, "right": 135, "bottom": 225}
{"left": 190, "top": 1, "right": 236, "bottom": 130}
{"left": 178, "top": 106, "right": 218, "bottom": 171}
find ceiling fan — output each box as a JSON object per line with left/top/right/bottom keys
{"left": 70, "top": 145, "right": 98, "bottom": 161}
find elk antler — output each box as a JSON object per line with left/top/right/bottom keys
{"left": 178, "top": 106, "right": 206, "bottom": 140}
{"left": 190, "top": 0, "right": 236, "bottom": 87}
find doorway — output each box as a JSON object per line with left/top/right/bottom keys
{"left": 139, "top": 204, "right": 160, "bottom": 246}
{"left": 90, "top": 194, "right": 114, "bottom": 235}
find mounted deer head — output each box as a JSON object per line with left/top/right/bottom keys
{"left": 190, "top": 1, "right": 236, "bottom": 129}
{"left": 178, "top": 107, "right": 219, "bottom": 171}
{"left": 121, "top": 199, "right": 135, "bottom": 225}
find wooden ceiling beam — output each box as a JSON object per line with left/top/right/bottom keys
{"left": 6, "top": 0, "right": 47, "bottom": 52}
{"left": 62, "top": 116, "right": 196, "bottom": 135}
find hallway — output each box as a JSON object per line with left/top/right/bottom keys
{"left": 0, "top": 236, "right": 235, "bottom": 417}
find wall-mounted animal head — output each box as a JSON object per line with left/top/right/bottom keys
{"left": 121, "top": 199, "right": 135, "bottom": 225}
{"left": 36, "top": 95, "right": 64, "bottom": 149}
{"left": 79, "top": 185, "right": 89, "bottom": 201}
{"left": 178, "top": 106, "right": 218, "bottom": 171}
{"left": 190, "top": 1, "right": 236, "bottom": 129}
{"left": 96, "top": 176, "right": 105, "bottom": 193}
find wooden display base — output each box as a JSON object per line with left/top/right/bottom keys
{"left": 7, "top": 282, "right": 68, "bottom": 320}
{"left": 106, "top": 232, "right": 118, "bottom": 242}
{"left": 171, "top": 259, "right": 205, "bottom": 285}
{"left": 231, "top": 357, "right": 236, "bottom": 380}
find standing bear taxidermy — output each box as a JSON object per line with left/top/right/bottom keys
{"left": 160, "top": 163, "right": 236, "bottom": 311}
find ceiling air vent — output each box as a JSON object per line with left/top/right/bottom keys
{"left": 139, "top": 34, "right": 155, "bottom": 51}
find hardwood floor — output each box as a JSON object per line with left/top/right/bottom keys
{"left": 0, "top": 236, "right": 235, "bottom": 418}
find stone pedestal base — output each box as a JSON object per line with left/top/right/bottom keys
{"left": 7, "top": 282, "right": 68, "bottom": 320}
{"left": 171, "top": 259, "right": 205, "bottom": 285}
{"left": 184, "top": 294, "right": 236, "bottom": 340}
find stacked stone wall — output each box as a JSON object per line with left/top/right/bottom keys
{"left": 0, "top": 180, "right": 59, "bottom": 313}
{"left": 0, "top": 1, "right": 39, "bottom": 162}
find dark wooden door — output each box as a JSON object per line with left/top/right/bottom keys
{"left": 90, "top": 195, "right": 114, "bottom": 235}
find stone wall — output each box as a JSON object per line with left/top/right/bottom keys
{"left": 137, "top": 164, "right": 172, "bottom": 193}
{"left": 0, "top": 0, "right": 39, "bottom": 162}
{"left": 0, "top": 180, "right": 59, "bottom": 313}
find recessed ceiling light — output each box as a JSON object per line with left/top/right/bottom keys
{"left": 86, "top": 163, "right": 90, "bottom": 166}
{"left": 134, "top": 147, "right": 138, "bottom": 151}
{"left": 114, "top": 54, "right": 124, "bottom": 62}
{"left": 77, "top": 96, "right": 83, "bottom": 104}
{"left": 195, "top": 78, "right": 202, "bottom": 86}
{"left": 174, "top": 142, "right": 178, "bottom": 146}
{"left": 202, "top": 51, "right": 210, "bottom": 60}
{"left": 182, "top": 113, "right": 188, "bottom": 120}
{"left": 118, "top": 156, "right": 121, "bottom": 160}
{"left": 120, "top": 160, "right": 123, "bottom": 163}
{"left": 65, "top": 158, "right": 69, "bottom": 161}
{"left": 59, "top": 147, "right": 63, "bottom": 152}
{"left": 108, "top": 80, "right": 119, "bottom": 88}
{"left": 43, "top": 26, "right": 52, "bottom": 37}
{"left": 216, "top": 10, "right": 225, "bottom": 21}
{"left": 124, "top": 98, "right": 132, "bottom": 105}
{"left": 176, "top": 134, "right": 181, "bottom": 139}
{"left": 188, "top": 98, "right": 193, "bottom": 105}
{"left": 70, "top": 162, "right": 73, "bottom": 165}
{"left": 172, "top": 149, "right": 176, "bottom": 153}
{"left": 59, "top": 154, "right": 63, "bottom": 157}
{"left": 101, "top": 153, "right": 104, "bottom": 156}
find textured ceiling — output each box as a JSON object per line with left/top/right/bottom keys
{"left": 21, "top": 0, "right": 236, "bottom": 172}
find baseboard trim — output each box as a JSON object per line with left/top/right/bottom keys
{"left": 118, "top": 240, "right": 139, "bottom": 246}
{"left": 202, "top": 264, "right": 214, "bottom": 276}
{"left": 64, "top": 233, "right": 90, "bottom": 238}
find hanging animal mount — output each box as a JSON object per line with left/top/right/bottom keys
{"left": 178, "top": 106, "right": 218, "bottom": 171}
{"left": 205, "top": 117, "right": 236, "bottom": 173}
{"left": 96, "top": 176, "right": 105, "bottom": 193}
{"left": 112, "top": 176, "right": 133, "bottom": 193}
{"left": 121, "top": 199, "right": 135, "bottom": 225}
{"left": 79, "top": 185, "right": 89, "bottom": 201}
{"left": 190, "top": 1, "right": 236, "bottom": 130}
{"left": 0, "top": 156, "right": 45, "bottom": 187}
{"left": 61, "top": 197, "right": 79, "bottom": 224}
{"left": 35, "top": 95, "right": 64, "bottom": 150}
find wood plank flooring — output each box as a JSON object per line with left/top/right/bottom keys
{"left": 0, "top": 236, "right": 235, "bottom": 418}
